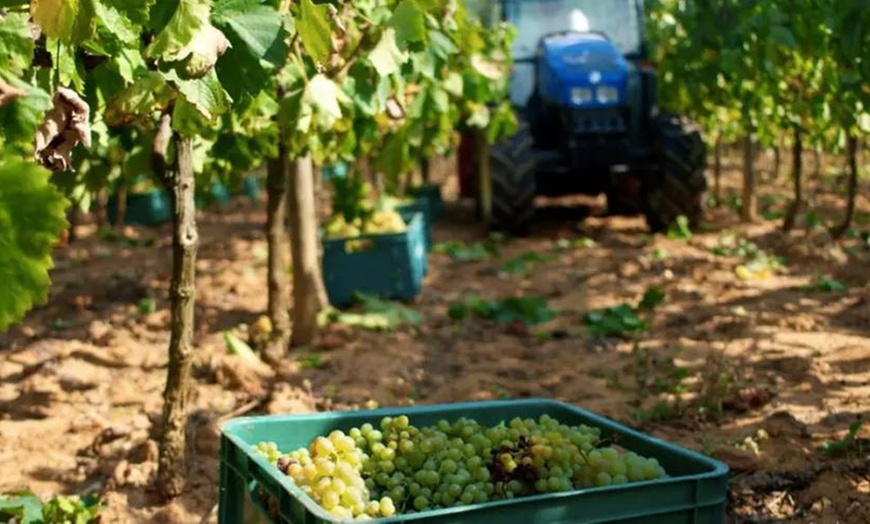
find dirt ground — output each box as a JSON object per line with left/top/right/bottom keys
{"left": 1, "top": 157, "right": 869, "bottom": 523}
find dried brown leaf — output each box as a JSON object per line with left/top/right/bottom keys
{"left": 34, "top": 87, "right": 91, "bottom": 172}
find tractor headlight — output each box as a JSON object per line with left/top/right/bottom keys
{"left": 571, "top": 87, "right": 593, "bottom": 105}
{"left": 596, "top": 86, "right": 619, "bottom": 104}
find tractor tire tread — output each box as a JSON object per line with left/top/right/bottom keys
{"left": 643, "top": 114, "right": 708, "bottom": 232}
{"left": 488, "top": 124, "right": 536, "bottom": 235}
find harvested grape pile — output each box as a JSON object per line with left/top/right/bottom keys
{"left": 324, "top": 210, "right": 408, "bottom": 239}
{"left": 256, "top": 414, "right": 668, "bottom": 520}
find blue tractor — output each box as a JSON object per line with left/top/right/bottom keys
{"left": 462, "top": 0, "right": 707, "bottom": 234}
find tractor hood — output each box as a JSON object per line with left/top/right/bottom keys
{"left": 537, "top": 32, "right": 630, "bottom": 108}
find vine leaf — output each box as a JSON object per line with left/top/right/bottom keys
{"left": 34, "top": 88, "right": 92, "bottom": 172}
{"left": 163, "top": 68, "right": 231, "bottom": 122}
{"left": 370, "top": 28, "right": 406, "bottom": 77}
{"left": 0, "top": 75, "right": 53, "bottom": 148}
{"left": 31, "top": 0, "right": 97, "bottom": 44}
{"left": 376, "top": 128, "right": 410, "bottom": 177}
{"left": 212, "top": 0, "right": 288, "bottom": 66}
{"left": 0, "top": 13, "right": 35, "bottom": 76}
{"left": 0, "top": 160, "right": 70, "bottom": 332}
{"left": 176, "top": 24, "right": 231, "bottom": 77}
{"left": 304, "top": 73, "right": 347, "bottom": 127}
{"left": 471, "top": 54, "right": 505, "bottom": 81}
{"left": 297, "top": 0, "right": 332, "bottom": 65}
{"left": 147, "top": 0, "right": 211, "bottom": 62}
{"left": 211, "top": 0, "right": 287, "bottom": 99}
{"left": 112, "top": 0, "right": 158, "bottom": 26}
{"left": 104, "top": 71, "right": 172, "bottom": 126}
{"left": 94, "top": 1, "right": 141, "bottom": 47}
{"left": 389, "top": 1, "right": 426, "bottom": 46}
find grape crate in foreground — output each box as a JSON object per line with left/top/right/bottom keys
{"left": 218, "top": 399, "right": 728, "bottom": 523}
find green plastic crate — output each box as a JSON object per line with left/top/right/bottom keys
{"left": 321, "top": 213, "right": 427, "bottom": 307}
{"left": 196, "top": 181, "right": 233, "bottom": 208}
{"left": 407, "top": 184, "right": 444, "bottom": 222}
{"left": 397, "top": 199, "right": 433, "bottom": 252}
{"left": 230, "top": 175, "right": 262, "bottom": 199}
{"left": 218, "top": 399, "right": 728, "bottom": 524}
{"left": 106, "top": 190, "right": 171, "bottom": 226}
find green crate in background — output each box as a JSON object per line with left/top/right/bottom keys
{"left": 196, "top": 181, "right": 232, "bottom": 208}
{"left": 397, "top": 199, "right": 433, "bottom": 252}
{"left": 106, "top": 190, "right": 171, "bottom": 226}
{"left": 218, "top": 399, "right": 728, "bottom": 524}
{"left": 407, "top": 184, "right": 444, "bottom": 222}
{"left": 321, "top": 212, "right": 427, "bottom": 307}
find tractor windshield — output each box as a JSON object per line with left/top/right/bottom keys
{"left": 503, "top": 0, "right": 642, "bottom": 59}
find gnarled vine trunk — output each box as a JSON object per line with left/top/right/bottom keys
{"left": 155, "top": 120, "right": 199, "bottom": 499}
{"left": 783, "top": 127, "right": 803, "bottom": 232}
{"left": 265, "top": 141, "right": 291, "bottom": 356}
{"left": 288, "top": 156, "right": 327, "bottom": 347}
{"left": 741, "top": 134, "right": 758, "bottom": 223}
{"left": 713, "top": 135, "right": 723, "bottom": 207}
{"left": 420, "top": 156, "right": 431, "bottom": 184}
{"left": 831, "top": 134, "right": 859, "bottom": 239}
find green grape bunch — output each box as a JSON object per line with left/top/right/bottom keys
{"left": 257, "top": 414, "right": 668, "bottom": 519}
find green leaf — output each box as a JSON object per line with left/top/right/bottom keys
{"left": 802, "top": 274, "right": 848, "bottom": 293}
{"left": 113, "top": 0, "right": 158, "bottom": 26}
{"left": 323, "top": 293, "right": 424, "bottom": 331}
{"left": 389, "top": 1, "right": 426, "bottom": 46}
{"left": 638, "top": 286, "right": 665, "bottom": 311}
{"left": 770, "top": 25, "right": 797, "bottom": 48}
{"left": 104, "top": 71, "right": 172, "bottom": 126}
{"left": 171, "top": 96, "right": 210, "bottom": 136}
{"left": 215, "top": 40, "right": 272, "bottom": 101}
{"left": 585, "top": 303, "right": 649, "bottom": 338}
{"left": 42, "top": 494, "right": 102, "bottom": 523}
{"left": 0, "top": 75, "right": 53, "bottom": 148}
{"left": 819, "top": 420, "right": 864, "bottom": 455}
{"left": 147, "top": 0, "right": 211, "bottom": 62}
{"left": 212, "top": 0, "right": 288, "bottom": 66}
{"left": 666, "top": 215, "right": 693, "bottom": 241}
{"left": 304, "top": 73, "right": 346, "bottom": 125}
{"left": 465, "top": 103, "right": 490, "bottom": 128}
{"left": 369, "top": 28, "right": 405, "bottom": 77}
{"left": 0, "top": 491, "right": 44, "bottom": 524}
{"left": 376, "top": 130, "right": 410, "bottom": 177}
{"left": 224, "top": 331, "right": 260, "bottom": 364}
{"left": 0, "top": 160, "right": 70, "bottom": 331}
{"left": 45, "top": 39, "right": 85, "bottom": 92}
{"left": 0, "top": 13, "right": 36, "bottom": 76}
{"left": 297, "top": 0, "right": 332, "bottom": 65}
{"left": 93, "top": 1, "right": 139, "bottom": 46}
{"left": 31, "top": 0, "right": 97, "bottom": 44}
{"left": 471, "top": 54, "right": 505, "bottom": 81}
{"left": 428, "top": 29, "right": 458, "bottom": 58}
{"left": 163, "top": 68, "right": 231, "bottom": 122}
{"left": 443, "top": 71, "right": 463, "bottom": 97}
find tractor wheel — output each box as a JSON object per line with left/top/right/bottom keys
{"left": 643, "top": 115, "right": 707, "bottom": 232}
{"left": 488, "top": 124, "right": 536, "bottom": 235}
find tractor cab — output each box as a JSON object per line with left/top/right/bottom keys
{"left": 503, "top": 0, "right": 645, "bottom": 108}
{"left": 462, "top": 0, "right": 707, "bottom": 235}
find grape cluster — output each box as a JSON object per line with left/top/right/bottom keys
{"left": 257, "top": 414, "right": 667, "bottom": 519}
{"left": 324, "top": 211, "right": 406, "bottom": 240}
{"left": 256, "top": 431, "right": 395, "bottom": 520}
